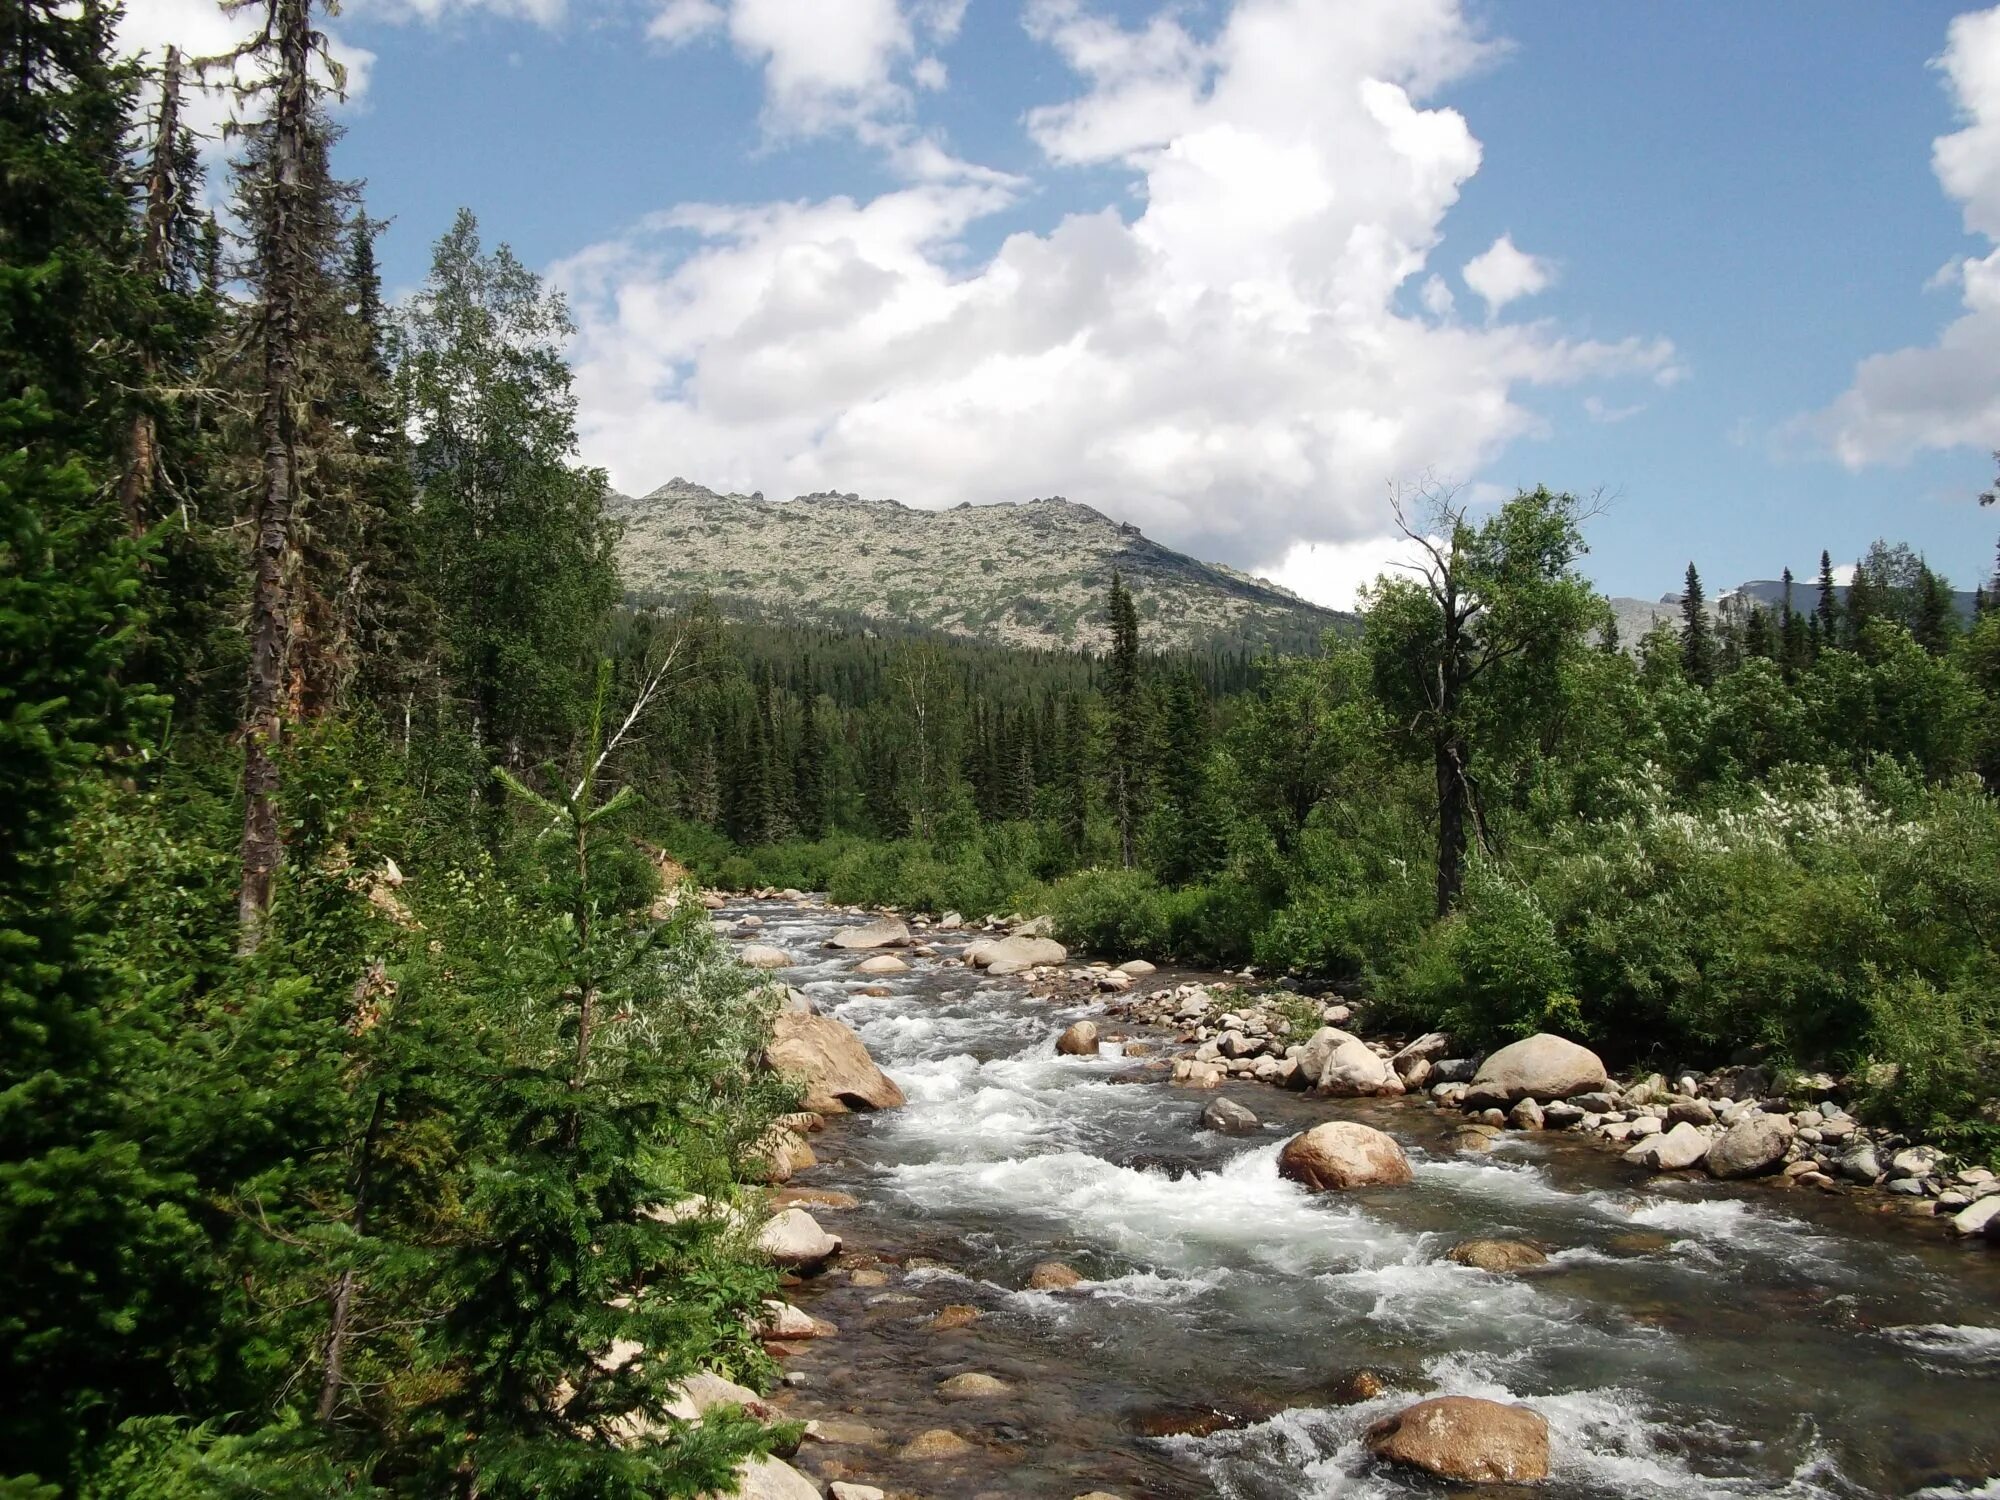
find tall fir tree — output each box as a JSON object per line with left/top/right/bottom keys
{"left": 1680, "top": 562, "right": 1715, "bottom": 686}
{"left": 1816, "top": 549, "right": 1840, "bottom": 650}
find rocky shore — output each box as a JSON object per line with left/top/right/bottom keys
{"left": 1095, "top": 972, "right": 2000, "bottom": 1243}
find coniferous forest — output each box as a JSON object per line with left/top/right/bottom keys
{"left": 7, "top": 0, "right": 2000, "bottom": 1494}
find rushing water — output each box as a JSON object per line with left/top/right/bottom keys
{"left": 732, "top": 900, "right": 2000, "bottom": 1500}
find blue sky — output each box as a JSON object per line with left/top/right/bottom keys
{"left": 126, "top": 0, "right": 2000, "bottom": 605}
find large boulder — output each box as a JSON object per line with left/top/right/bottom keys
{"left": 1199, "top": 1097, "right": 1260, "bottom": 1133}
{"left": 764, "top": 1012, "right": 906, "bottom": 1113}
{"left": 1055, "top": 1021, "right": 1100, "bottom": 1056}
{"left": 1118, "top": 959, "right": 1157, "bottom": 976}
{"left": 965, "top": 935, "right": 1067, "bottom": 974}
{"left": 1296, "top": 1026, "right": 1364, "bottom": 1083}
{"left": 1624, "top": 1120, "right": 1711, "bottom": 1171}
{"left": 1277, "top": 1122, "right": 1415, "bottom": 1191}
{"left": 1705, "top": 1113, "right": 1795, "bottom": 1180}
{"left": 1463, "top": 1034, "right": 1608, "bottom": 1108}
{"left": 826, "top": 915, "right": 912, "bottom": 950}
{"left": 854, "top": 954, "right": 909, "bottom": 975}
{"left": 1950, "top": 1195, "right": 2000, "bottom": 1238}
{"left": 1446, "top": 1239, "right": 1548, "bottom": 1272}
{"left": 739, "top": 944, "right": 795, "bottom": 970}
{"left": 1365, "top": 1396, "right": 1550, "bottom": 1484}
{"left": 1315, "top": 1040, "right": 1406, "bottom": 1098}
{"left": 756, "top": 1208, "right": 841, "bottom": 1269}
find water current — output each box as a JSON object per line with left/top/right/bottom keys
{"left": 733, "top": 899, "right": 2000, "bottom": 1500}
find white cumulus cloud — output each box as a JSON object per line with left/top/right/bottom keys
{"left": 554, "top": 0, "right": 1676, "bottom": 606}
{"left": 1462, "top": 232, "right": 1552, "bottom": 317}
{"left": 1814, "top": 4, "right": 2000, "bottom": 467}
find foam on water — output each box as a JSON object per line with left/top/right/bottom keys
{"left": 882, "top": 1142, "right": 1398, "bottom": 1277}
{"left": 1882, "top": 1323, "right": 2000, "bottom": 1368}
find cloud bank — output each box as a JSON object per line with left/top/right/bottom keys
{"left": 555, "top": 0, "right": 1677, "bottom": 599}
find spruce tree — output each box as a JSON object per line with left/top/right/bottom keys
{"left": 793, "top": 694, "right": 827, "bottom": 838}
{"left": 1056, "top": 695, "right": 1091, "bottom": 857}
{"left": 1845, "top": 555, "right": 1876, "bottom": 649}
{"left": 1779, "top": 567, "right": 1806, "bottom": 675}
{"left": 1914, "top": 563, "right": 1956, "bottom": 655}
{"left": 213, "top": 0, "right": 349, "bottom": 947}
{"left": 1743, "top": 604, "right": 1774, "bottom": 661}
{"left": 1105, "top": 571, "right": 1143, "bottom": 866}
{"left": 1680, "top": 562, "right": 1715, "bottom": 686}
{"left": 1816, "top": 549, "right": 1840, "bottom": 649}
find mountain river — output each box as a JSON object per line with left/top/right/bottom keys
{"left": 730, "top": 898, "right": 2000, "bottom": 1500}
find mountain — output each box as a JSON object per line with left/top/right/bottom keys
{"left": 609, "top": 479, "right": 1351, "bottom": 654}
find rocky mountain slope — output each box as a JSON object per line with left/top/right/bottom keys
{"left": 610, "top": 480, "right": 1349, "bottom": 654}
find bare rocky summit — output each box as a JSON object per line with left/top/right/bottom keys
{"left": 610, "top": 479, "right": 1348, "bottom": 653}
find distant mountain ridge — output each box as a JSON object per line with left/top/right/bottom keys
{"left": 1607, "top": 575, "right": 1982, "bottom": 646}
{"left": 609, "top": 479, "right": 1351, "bottom": 654}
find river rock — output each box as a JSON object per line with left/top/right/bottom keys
{"left": 1390, "top": 1031, "right": 1455, "bottom": 1073}
{"left": 757, "top": 1208, "right": 841, "bottom": 1269}
{"left": 1027, "top": 1260, "right": 1084, "bottom": 1290}
{"left": 739, "top": 944, "right": 795, "bottom": 970}
{"left": 1199, "top": 1097, "right": 1260, "bottom": 1133}
{"left": 1706, "top": 1113, "right": 1795, "bottom": 1179}
{"left": 1837, "top": 1144, "right": 1884, "bottom": 1184}
{"left": 828, "top": 1486, "right": 886, "bottom": 1500}
{"left": 1509, "top": 1097, "right": 1545, "bottom": 1130}
{"left": 1316, "top": 1039, "right": 1405, "bottom": 1097}
{"left": 1891, "top": 1146, "right": 1944, "bottom": 1180}
{"left": 826, "top": 916, "right": 912, "bottom": 950}
{"left": 711, "top": 1454, "right": 823, "bottom": 1500}
{"left": 930, "top": 1304, "right": 981, "bottom": 1330}
{"left": 1365, "top": 1396, "right": 1551, "bottom": 1484}
{"left": 1464, "top": 1034, "right": 1608, "bottom": 1108}
{"left": 1118, "top": 959, "right": 1157, "bottom": 976}
{"left": 966, "top": 935, "right": 1068, "bottom": 974}
{"left": 899, "top": 1428, "right": 973, "bottom": 1460}
{"left": 854, "top": 954, "right": 909, "bottom": 975}
{"left": 1056, "top": 1021, "right": 1100, "bottom": 1056}
{"left": 760, "top": 1300, "right": 836, "bottom": 1339}
{"left": 1952, "top": 1196, "right": 2000, "bottom": 1237}
{"left": 1667, "top": 1098, "right": 1716, "bottom": 1127}
{"left": 938, "top": 1371, "right": 1012, "bottom": 1400}
{"left": 765, "top": 1011, "right": 906, "bottom": 1113}
{"left": 747, "top": 1126, "right": 816, "bottom": 1183}
{"left": 1277, "top": 1122, "right": 1414, "bottom": 1191}
{"left": 1296, "top": 1025, "right": 1364, "bottom": 1083}
{"left": 1625, "top": 1120, "right": 1710, "bottom": 1171}
{"left": 1447, "top": 1239, "right": 1548, "bottom": 1272}
{"left": 774, "top": 1186, "right": 859, "bottom": 1211}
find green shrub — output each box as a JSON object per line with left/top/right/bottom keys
{"left": 1048, "top": 867, "right": 1170, "bottom": 957}
{"left": 1158, "top": 879, "right": 1266, "bottom": 968}
{"left": 1391, "top": 862, "right": 1576, "bottom": 1046}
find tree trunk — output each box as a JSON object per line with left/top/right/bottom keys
{"left": 317, "top": 1087, "right": 387, "bottom": 1422}
{"left": 1433, "top": 732, "right": 1467, "bottom": 918}
{"left": 238, "top": 0, "right": 311, "bottom": 949}
{"left": 118, "top": 45, "right": 182, "bottom": 535}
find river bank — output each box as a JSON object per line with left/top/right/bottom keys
{"left": 725, "top": 894, "right": 2000, "bottom": 1499}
